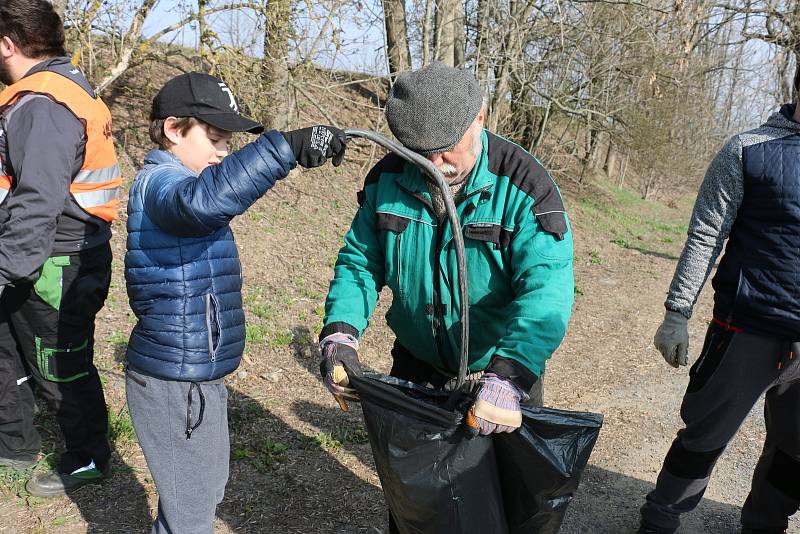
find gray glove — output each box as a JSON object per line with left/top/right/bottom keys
{"left": 654, "top": 310, "right": 689, "bottom": 368}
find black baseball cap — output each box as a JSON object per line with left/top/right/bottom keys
{"left": 151, "top": 72, "right": 264, "bottom": 134}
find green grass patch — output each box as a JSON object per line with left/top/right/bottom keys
{"left": 108, "top": 407, "right": 137, "bottom": 444}
{"left": 270, "top": 329, "right": 294, "bottom": 348}
{"left": 576, "top": 179, "right": 691, "bottom": 257}
{"left": 228, "top": 400, "right": 262, "bottom": 435}
{"left": 302, "top": 427, "right": 369, "bottom": 453}
{"left": 255, "top": 438, "right": 289, "bottom": 469}
{"left": 106, "top": 331, "right": 128, "bottom": 348}
{"left": 611, "top": 237, "right": 630, "bottom": 249}
{"left": 246, "top": 324, "right": 271, "bottom": 344}
{"left": 244, "top": 290, "right": 273, "bottom": 320}
{"left": 0, "top": 465, "right": 34, "bottom": 495}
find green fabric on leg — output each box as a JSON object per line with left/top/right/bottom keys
{"left": 33, "top": 256, "right": 70, "bottom": 310}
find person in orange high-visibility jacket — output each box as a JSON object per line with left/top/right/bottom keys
{"left": 0, "top": 0, "right": 119, "bottom": 497}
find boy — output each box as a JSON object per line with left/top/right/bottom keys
{"left": 124, "top": 72, "right": 346, "bottom": 533}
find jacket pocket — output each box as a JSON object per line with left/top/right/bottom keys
{"left": 377, "top": 212, "right": 412, "bottom": 299}
{"left": 464, "top": 223, "right": 511, "bottom": 249}
{"left": 205, "top": 293, "right": 221, "bottom": 362}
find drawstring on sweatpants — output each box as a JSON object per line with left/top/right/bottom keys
{"left": 185, "top": 381, "right": 206, "bottom": 440}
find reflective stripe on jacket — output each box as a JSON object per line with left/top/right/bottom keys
{"left": 0, "top": 70, "right": 121, "bottom": 221}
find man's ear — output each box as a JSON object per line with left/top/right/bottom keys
{"left": 0, "top": 36, "right": 16, "bottom": 60}
{"left": 476, "top": 104, "right": 486, "bottom": 128}
{"left": 163, "top": 117, "right": 183, "bottom": 145}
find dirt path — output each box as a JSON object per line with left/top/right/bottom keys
{"left": 0, "top": 164, "right": 796, "bottom": 534}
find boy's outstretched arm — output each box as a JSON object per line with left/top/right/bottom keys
{"left": 144, "top": 126, "right": 345, "bottom": 237}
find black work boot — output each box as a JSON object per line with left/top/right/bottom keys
{"left": 26, "top": 461, "right": 109, "bottom": 497}
{"left": 0, "top": 455, "right": 37, "bottom": 470}
{"left": 740, "top": 528, "right": 787, "bottom": 534}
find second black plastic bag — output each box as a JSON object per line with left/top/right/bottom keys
{"left": 349, "top": 373, "right": 603, "bottom": 534}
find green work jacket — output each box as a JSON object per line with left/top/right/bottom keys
{"left": 322, "top": 130, "right": 574, "bottom": 389}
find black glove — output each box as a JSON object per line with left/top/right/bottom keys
{"left": 281, "top": 125, "right": 347, "bottom": 168}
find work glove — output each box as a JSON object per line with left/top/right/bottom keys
{"left": 281, "top": 125, "right": 347, "bottom": 168}
{"left": 319, "top": 332, "right": 362, "bottom": 411}
{"left": 654, "top": 310, "right": 689, "bottom": 368}
{"left": 468, "top": 373, "right": 523, "bottom": 435}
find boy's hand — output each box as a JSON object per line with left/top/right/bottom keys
{"left": 281, "top": 126, "right": 347, "bottom": 168}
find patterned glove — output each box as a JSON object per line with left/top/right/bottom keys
{"left": 281, "top": 125, "right": 347, "bottom": 168}
{"left": 654, "top": 310, "right": 689, "bottom": 368}
{"left": 319, "top": 332, "right": 362, "bottom": 411}
{"left": 469, "top": 373, "right": 523, "bottom": 435}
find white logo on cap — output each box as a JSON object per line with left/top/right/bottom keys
{"left": 218, "top": 82, "right": 239, "bottom": 113}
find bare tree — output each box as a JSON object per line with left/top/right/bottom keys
{"left": 383, "top": 0, "right": 412, "bottom": 76}
{"left": 260, "top": 0, "right": 293, "bottom": 130}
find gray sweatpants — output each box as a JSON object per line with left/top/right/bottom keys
{"left": 641, "top": 323, "right": 800, "bottom": 532}
{"left": 126, "top": 366, "right": 230, "bottom": 534}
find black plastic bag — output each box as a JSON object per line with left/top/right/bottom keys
{"left": 349, "top": 373, "right": 603, "bottom": 534}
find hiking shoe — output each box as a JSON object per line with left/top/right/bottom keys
{"left": 26, "top": 461, "right": 109, "bottom": 497}
{"left": 0, "top": 455, "right": 37, "bottom": 470}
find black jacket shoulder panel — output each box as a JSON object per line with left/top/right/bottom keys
{"left": 485, "top": 132, "right": 568, "bottom": 238}
{"left": 364, "top": 152, "right": 407, "bottom": 187}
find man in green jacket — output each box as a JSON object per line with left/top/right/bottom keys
{"left": 319, "top": 62, "right": 574, "bottom": 439}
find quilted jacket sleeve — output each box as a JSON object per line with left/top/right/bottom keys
{"left": 143, "top": 130, "right": 296, "bottom": 237}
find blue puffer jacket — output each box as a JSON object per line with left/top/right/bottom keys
{"left": 125, "top": 130, "right": 296, "bottom": 381}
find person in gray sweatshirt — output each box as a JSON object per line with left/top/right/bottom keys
{"left": 638, "top": 76, "right": 800, "bottom": 534}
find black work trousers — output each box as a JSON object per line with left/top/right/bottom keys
{"left": 641, "top": 323, "right": 800, "bottom": 533}
{"left": 0, "top": 243, "right": 111, "bottom": 473}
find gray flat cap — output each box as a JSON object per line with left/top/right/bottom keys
{"left": 385, "top": 61, "right": 483, "bottom": 154}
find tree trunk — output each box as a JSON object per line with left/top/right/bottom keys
{"left": 530, "top": 101, "right": 551, "bottom": 153}
{"left": 474, "top": 0, "right": 490, "bottom": 83}
{"left": 618, "top": 153, "right": 628, "bottom": 188}
{"left": 94, "top": 0, "right": 158, "bottom": 93}
{"left": 604, "top": 140, "right": 618, "bottom": 179}
{"left": 383, "top": 0, "right": 412, "bottom": 77}
{"left": 434, "top": 0, "right": 461, "bottom": 67}
{"left": 261, "top": 0, "right": 292, "bottom": 130}
{"left": 453, "top": 0, "right": 465, "bottom": 68}
{"left": 198, "top": 0, "right": 216, "bottom": 72}
{"left": 422, "top": 0, "right": 434, "bottom": 65}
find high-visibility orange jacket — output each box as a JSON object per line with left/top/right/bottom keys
{"left": 0, "top": 58, "right": 119, "bottom": 284}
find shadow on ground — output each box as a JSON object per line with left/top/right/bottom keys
{"left": 28, "top": 397, "right": 151, "bottom": 533}
{"left": 217, "top": 388, "right": 384, "bottom": 534}
{"left": 562, "top": 465, "right": 743, "bottom": 534}
{"left": 66, "top": 444, "right": 151, "bottom": 533}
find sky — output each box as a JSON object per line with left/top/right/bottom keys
{"left": 141, "top": 0, "right": 388, "bottom": 74}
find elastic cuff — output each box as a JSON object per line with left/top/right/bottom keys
{"left": 484, "top": 355, "right": 538, "bottom": 393}
{"left": 664, "top": 302, "right": 691, "bottom": 319}
{"left": 264, "top": 129, "right": 297, "bottom": 172}
{"left": 319, "top": 322, "right": 359, "bottom": 342}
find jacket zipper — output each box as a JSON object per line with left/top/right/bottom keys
{"left": 398, "top": 181, "right": 492, "bottom": 373}
{"left": 431, "top": 186, "right": 491, "bottom": 371}
{"left": 206, "top": 293, "right": 220, "bottom": 362}
{"left": 394, "top": 235, "right": 402, "bottom": 294}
